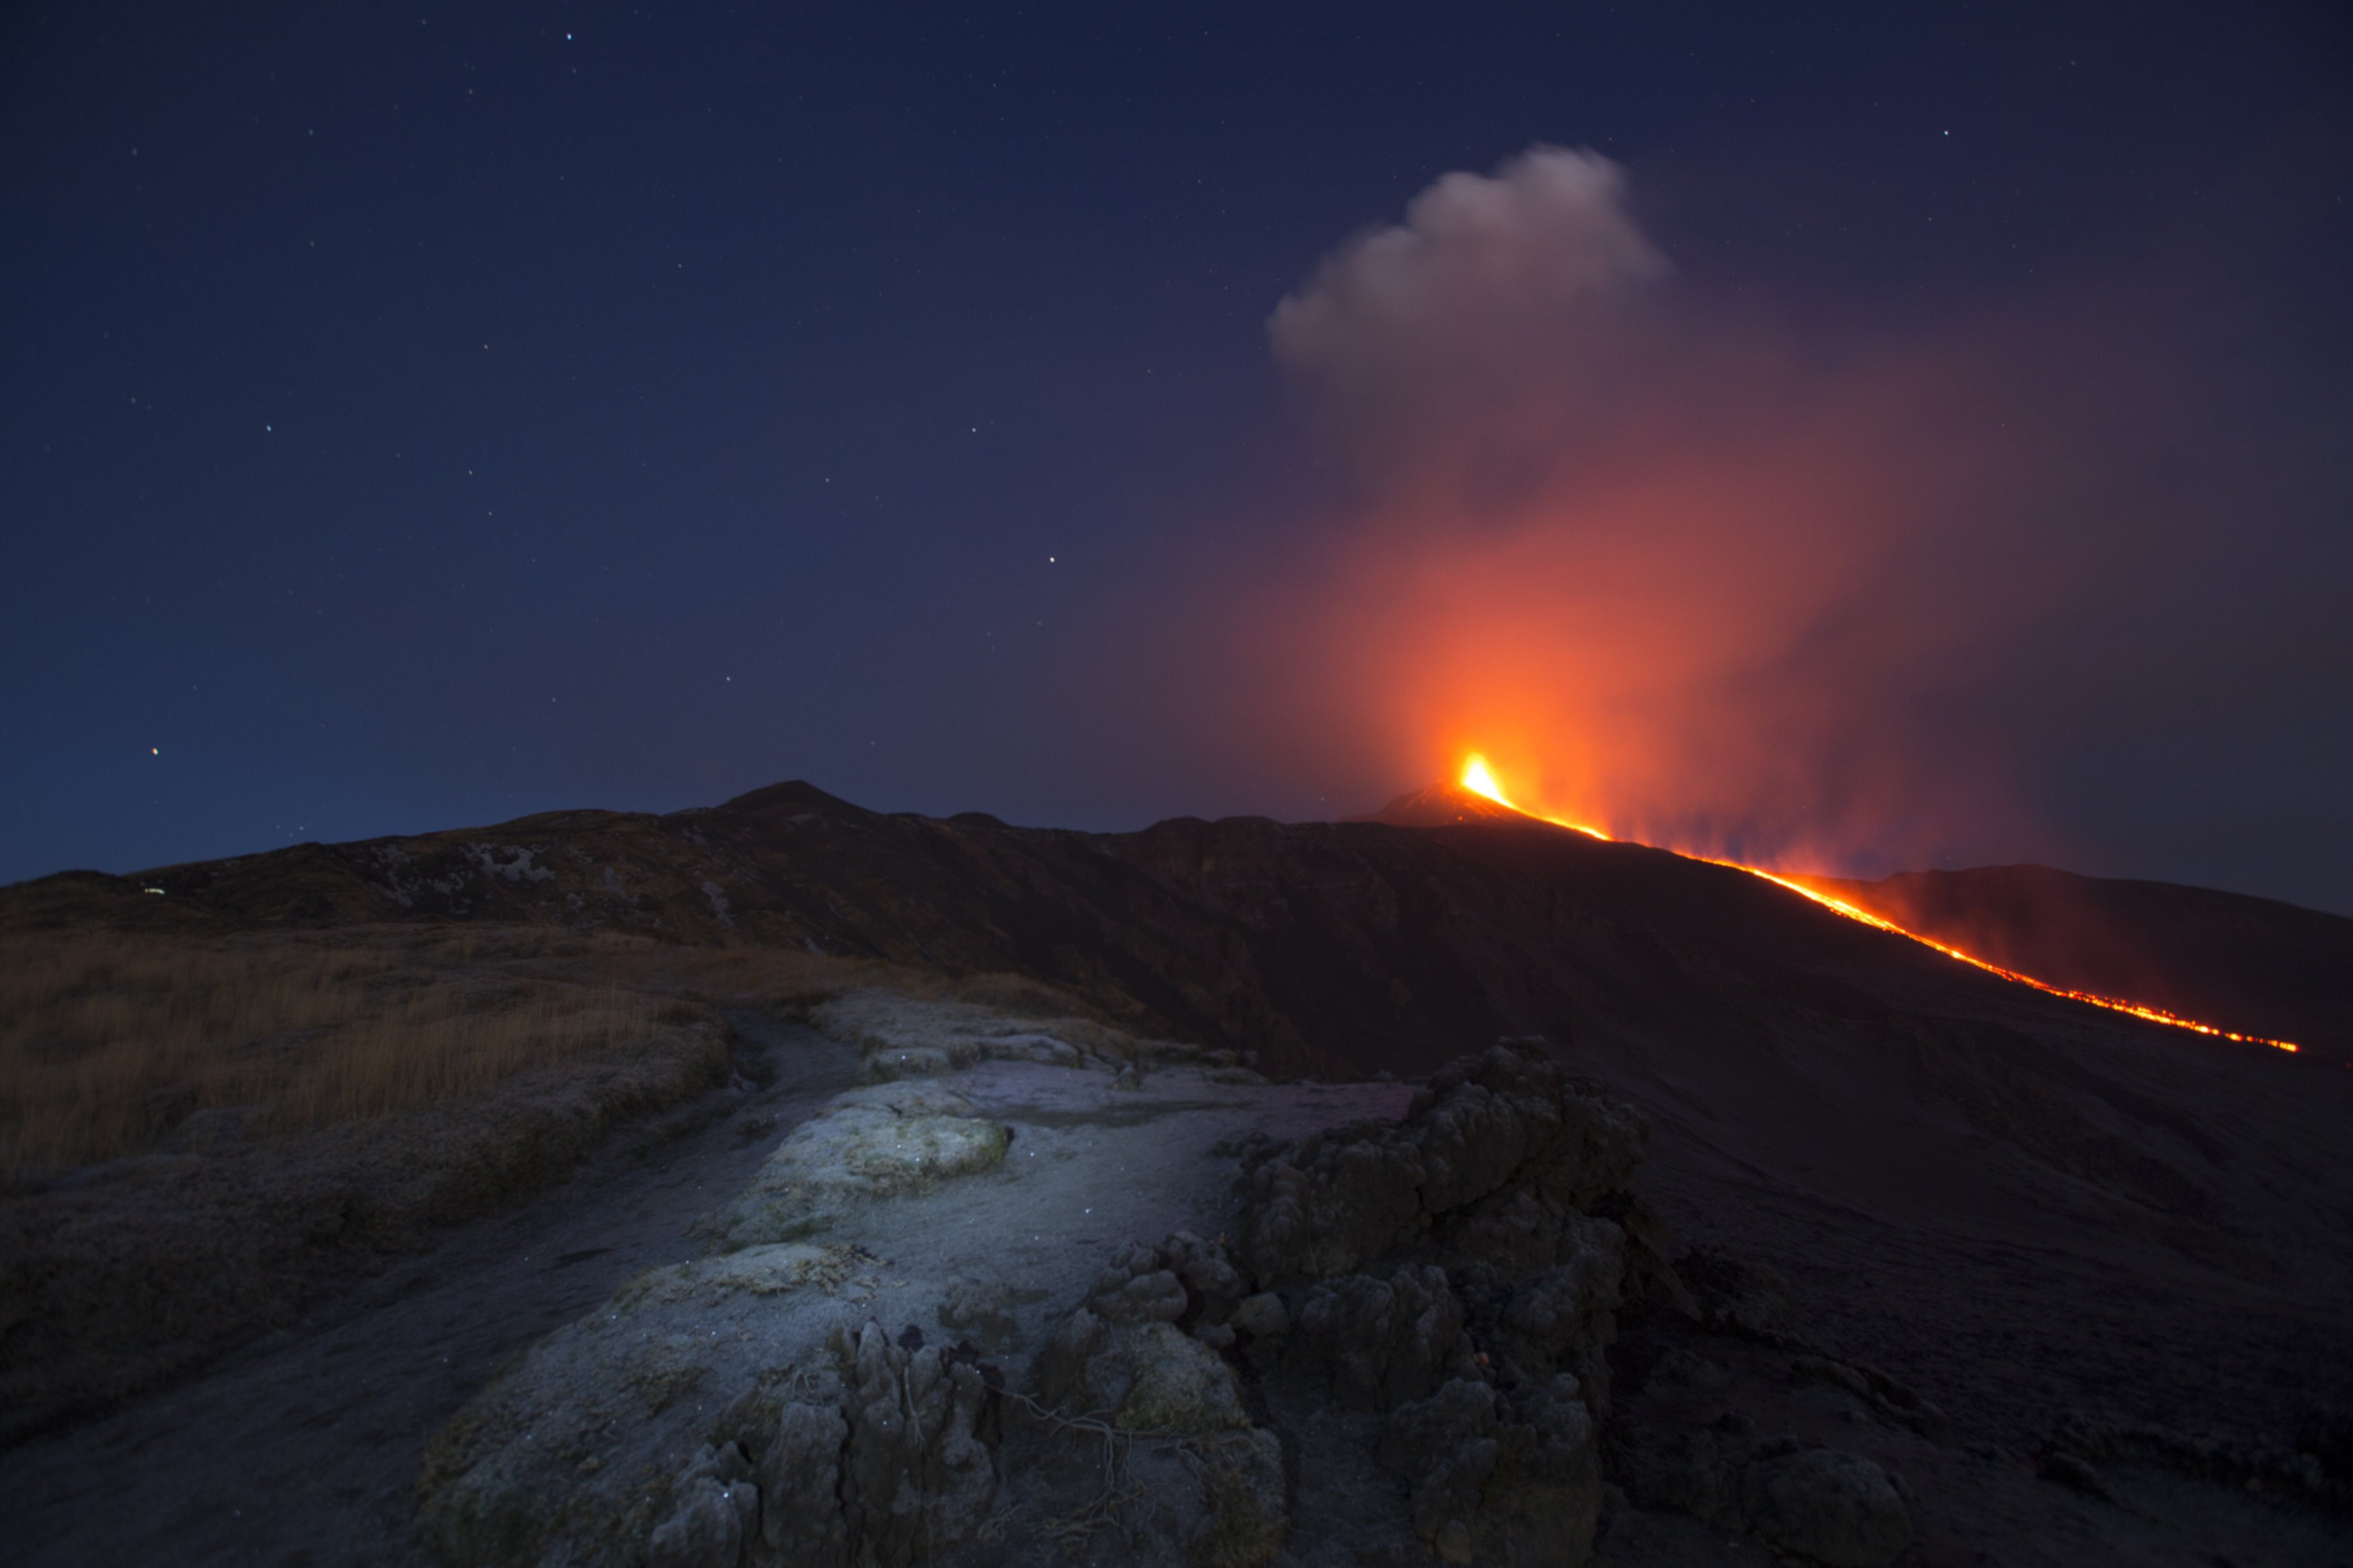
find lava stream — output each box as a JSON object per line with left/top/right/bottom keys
{"left": 1454, "top": 754, "right": 2299, "bottom": 1053}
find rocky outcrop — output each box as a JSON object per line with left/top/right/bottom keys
{"left": 421, "top": 1041, "right": 1677, "bottom": 1568}
{"left": 1230, "top": 1044, "right": 1652, "bottom": 1565}
{"left": 1380, "top": 1374, "right": 1601, "bottom": 1566}
{"left": 639, "top": 1321, "right": 1002, "bottom": 1568}
{"left": 649, "top": 1444, "right": 762, "bottom": 1568}
{"left": 1236, "top": 1042, "right": 1647, "bottom": 1286}
{"left": 1018, "top": 1042, "right": 1659, "bottom": 1568}
{"left": 1029, "top": 1230, "right": 1291, "bottom": 1567}
{"left": 1294, "top": 1264, "right": 1475, "bottom": 1411}
{"left": 755, "top": 1401, "right": 850, "bottom": 1563}
{"left": 696, "top": 1081, "right": 1009, "bottom": 1252}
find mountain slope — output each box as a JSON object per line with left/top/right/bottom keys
{"left": 7, "top": 778, "right": 2353, "bottom": 1520}
{"left": 1819, "top": 863, "right": 2353, "bottom": 1055}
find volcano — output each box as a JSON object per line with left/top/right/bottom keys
{"left": 1359, "top": 777, "right": 1540, "bottom": 827}
{"left": 4, "top": 779, "right": 2350, "bottom": 1565}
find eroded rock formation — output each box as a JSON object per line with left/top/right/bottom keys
{"left": 417, "top": 1038, "right": 1927, "bottom": 1568}
{"left": 994, "top": 1042, "right": 1667, "bottom": 1566}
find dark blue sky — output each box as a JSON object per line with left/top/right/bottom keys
{"left": 7, "top": 3, "right": 2350, "bottom": 910}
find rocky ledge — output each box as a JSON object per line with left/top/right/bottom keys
{"left": 415, "top": 1016, "right": 1934, "bottom": 1567}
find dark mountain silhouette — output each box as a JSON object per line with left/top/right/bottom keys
{"left": 10, "top": 777, "right": 2347, "bottom": 1079}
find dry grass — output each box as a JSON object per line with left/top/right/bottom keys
{"left": 0, "top": 920, "right": 1139, "bottom": 1174}
{"left": 0, "top": 927, "right": 689, "bottom": 1171}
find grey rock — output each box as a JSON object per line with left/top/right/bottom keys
{"left": 1164, "top": 1229, "right": 1250, "bottom": 1320}
{"left": 1380, "top": 1375, "right": 1601, "bottom": 1567}
{"left": 653, "top": 1441, "right": 764, "bottom": 1568}
{"left": 838, "top": 1321, "right": 999, "bottom": 1561}
{"left": 1187, "top": 1427, "right": 1288, "bottom": 1567}
{"left": 1118, "top": 1321, "right": 1252, "bottom": 1436}
{"left": 1381, "top": 1379, "right": 1503, "bottom": 1546}
{"left": 1033, "top": 1242, "right": 1289, "bottom": 1567}
{"left": 1494, "top": 1227, "right": 1624, "bottom": 1413}
{"left": 1082, "top": 1232, "right": 1251, "bottom": 1329}
{"left": 1296, "top": 1265, "right": 1474, "bottom": 1412}
{"left": 1741, "top": 1448, "right": 1912, "bottom": 1568}
{"left": 1099, "top": 1268, "right": 1191, "bottom": 1325}
{"left": 935, "top": 1278, "right": 1022, "bottom": 1355}
{"left": 649, "top": 1473, "right": 747, "bottom": 1568}
{"left": 1441, "top": 1184, "right": 1571, "bottom": 1269}
{"left": 1229, "top": 1291, "right": 1290, "bottom": 1340}
{"left": 726, "top": 1481, "right": 761, "bottom": 1553}
{"left": 1036, "top": 1305, "right": 1108, "bottom": 1409}
{"left": 1240, "top": 1043, "right": 1644, "bottom": 1285}
{"left": 757, "top": 1401, "right": 849, "bottom": 1565}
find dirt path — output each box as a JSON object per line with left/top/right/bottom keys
{"left": 0, "top": 1014, "right": 856, "bottom": 1568}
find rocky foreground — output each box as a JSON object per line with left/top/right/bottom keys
{"left": 413, "top": 995, "right": 2352, "bottom": 1568}
{"left": 419, "top": 1019, "right": 1706, "bottom": 1568}
{"left": 7, "top": 980, "right": 2346, "bottom": 1566}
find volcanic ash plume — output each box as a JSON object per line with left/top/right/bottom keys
{"left": 1248, "top": 144, "right": 2080, "bottom": 873}
{"left": 1269, "top": 146, "right": 1668, "bottom": 459}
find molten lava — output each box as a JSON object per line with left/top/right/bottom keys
{"left": 1460, "top": 753, "right": 1610, "bottom": 839}
{"left": 1460, "top": 754, "right": 1508, "bottom": 806}
{"left": 1452, "top": 756, "right": 2300, "bottom": 1053}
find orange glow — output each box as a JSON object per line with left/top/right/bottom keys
{"left": 1459, "top": 754, "right": 1508, "bottom": 804}
{"left": 1461, "top": 753, "right": 1611, "bottom": 839}
{"left": 1458, "top": 753, "right": 2299, "bottom": 1053}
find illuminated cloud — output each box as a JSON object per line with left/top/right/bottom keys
{"left": 1238, "top": 145, "right": 2071, "bottom": 872}
{"left": 1269, "top": 146, "right": 1665, "bottom": 440}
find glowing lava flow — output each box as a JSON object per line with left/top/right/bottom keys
{"left": 1461, "top": 753, "right": 1611, "bottom": 839}
{"left": 1454, "top": 755, "right": 2300, "bottom": 1053}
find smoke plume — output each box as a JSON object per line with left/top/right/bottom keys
{"left": 1232, "top": 145, "right": 2133, "bottom": 871}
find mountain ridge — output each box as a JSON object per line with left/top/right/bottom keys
{"left": 7, "top": 777, "right": 2347, "bottom": 1068}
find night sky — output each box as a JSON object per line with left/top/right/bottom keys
{"left": 7, "top": 3, "right": 2350, "bottom": 911}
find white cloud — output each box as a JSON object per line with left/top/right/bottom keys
{"left": 1268, "top": 145, "right": 1666, "bottom": 403}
